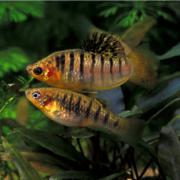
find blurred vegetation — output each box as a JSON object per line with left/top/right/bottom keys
{"left": 0, "top": 1, "right": 180, "bottom": 180}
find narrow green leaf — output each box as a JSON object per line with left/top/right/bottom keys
{"left": 99, "top": 7, "right": 118, "bottom": 18}
{"left": 50, "top": 171, "right": 97, "bottom": 180}
{"left": 136, "top": 78, "right": 180, "bottom": 112}
{"left": 158, "top": 126, "right": 180, "bottom": 180}
{"left": 156, "top": 42, "right": 180, "bottom": 60}
{"left": 146, "top": 98, "right": 179, "bottom": 125}
{"left": 142, "top": 132, "right": 159, "bottom": 143}
{"left": 168, "top": 114, "right": 180, "bottom": 137}
{"left": 14, "top": 128, "right": 87, "bottom": 166}
{"left": 1, "top": 151, "right": 67, "bottom": 174}
{"left": 0, "top": 94, "right": 19, "bottom": 115}
{"left": 118, "top": 106, "right": 142, "bottom": 118}
{"left": 1, "top": 136, "right": 41, "bottom": 180}
{"left": 99, "top": 169, "right": 131, "bottom": 180}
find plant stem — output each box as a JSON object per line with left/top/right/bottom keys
{"left": 125, "top": 154, "right": 134, "bottom": 180}
{"left": 137, "top": 140, "right": 166, "bottom": 180}
{"left": 94, "top": 132, "right": 100, "bottom": 163}
{"left": 139, "top": 158, "right": 153, "bottom": 179}
{"left": 130, "top": 148, "right": 139, "bottom": 180}
{"left": 77, "top": 138, "right": 84, "bottom": 157}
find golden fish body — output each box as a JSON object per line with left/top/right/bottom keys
{"left": 26, "top": 49, "right": 131, "bottom": 91}
{"left": 25, "top": 87, "right": 145, "bottom": 144}
{"left": 26, "top": 32, "right": 158, "bottom": 90}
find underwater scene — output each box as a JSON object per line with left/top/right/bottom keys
{"left": 0, "top": 1, "right": 180, "bottom": 180}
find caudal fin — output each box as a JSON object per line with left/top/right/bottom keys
{"left": 128, "top": 43, "right": 158, "bottom": 89}
{"left": 118, "top": 118, "right": 145, "bottom": 146}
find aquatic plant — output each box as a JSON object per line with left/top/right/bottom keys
{"left": 98, "top": 1, "right": 178, "bottom": 27}
{"left": 0, "top": 1, "right": 180, "bottom": 180}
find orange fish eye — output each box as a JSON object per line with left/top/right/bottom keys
{"left": 32, "top": 91, "right": 41, "bottom": 99}
{"left": 33, "top": 67, "right": 42, "bottom": 75}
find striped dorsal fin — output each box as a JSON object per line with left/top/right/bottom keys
{"left": 81, "top": 32, "right": 126, "bottom": 58}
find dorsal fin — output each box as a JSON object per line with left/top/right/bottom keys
{"left": 81, "top": 32, "right": 126, "bottom": 58}
{"left": 94, "top": 98, "right": 112, "bottom": 110}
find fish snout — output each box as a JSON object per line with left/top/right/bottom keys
{"left": 26, "top": 65, "right": 32, "bottom": 73}
{"left": 25, "top": 88, "right": 32, "bottom": 98}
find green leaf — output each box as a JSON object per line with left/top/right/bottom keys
{"left": 0, "top": 94, "right": 18, "bottom": 115}
{"left": 1, "top": 151, "right": 67, "bottom": 174}
{"left": 158, "top": 126, "right": 180, "bottom": 180}
{"left": 49, "top": 171, "right": 97, "bottom": 180}
{"left": 0, "top": 2, "right": 44, "bottom": 23}
{"left": 136, "top": 78, "right": 180, "bottom": 112}
{"left": 14, "top": 128, "right": 87, "bottom": 166}
{"left": 142, "top": 132, "right": 159, "bottom": 143}
{"left": 99, "top": 7, "right": 118, "bottom": 18}
{"left": 17, "top": 76, "right": 34, "bottom": 91}
{"left": 156, "top": 42, "right": 180, "bottom": 60}
{"left": 146, "top": 98, "right": 179, "bottom": 125}
{"left": 168, "top": 114, "right": 180, "bottom": 137}
{"left": 0, "top": 47, "right": 30, "bottom": 77}
{"left": 118, "top": 106, "right": 142, "bottom": 118}
{"left": 98, "top": 169, "right": 131, "bottom": 180}
{"left": 1, "top": 136, "right": 41, "bottom": 180}
{"left": 64, "top": 127, "right": 94, "bottom": 139}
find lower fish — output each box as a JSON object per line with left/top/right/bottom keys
{"left": 25, "top": 87, "right": 145, "bottom": 145}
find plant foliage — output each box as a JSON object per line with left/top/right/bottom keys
{"left": 0, "top": 1, "right": 44, "bottom": 23}
{"left": 98, "top": 1, "right": 177, "bottom": 27}
{"left": 0, "top": 1, "right": 180, "bottom": 180}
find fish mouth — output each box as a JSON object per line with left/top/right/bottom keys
{"left": 25, "top": 88, "right": 31, "bottom": 98}
{"left": 26, "top": 65, "right": 33, "bottom": 74}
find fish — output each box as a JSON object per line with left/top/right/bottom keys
{"left": 25, "top": 87, "right": 145, "bottom": 145}
{"left": 26, "top": 32, "right": 158, "bottom": 91}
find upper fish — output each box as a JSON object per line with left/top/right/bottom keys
{"left": 26, "top": 32, "right": 158, "bottom": 91}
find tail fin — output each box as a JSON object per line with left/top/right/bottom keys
{"left": 118, "top": 118, "right": 145, "bottom": 146}
{"left": 128, "top": 43, "right": 159, "bottom": 89}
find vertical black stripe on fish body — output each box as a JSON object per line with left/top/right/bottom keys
{"left": 60, "top": 53, "right": 65, "bottom": 74}
{"left": 114, "top": 120, "right": 119, "bottom": 128}
{"left": 119, "top": 58, "right": 121, "bottom": 75}
{"left": 85, "top": 100, "right": 92, "bottom": 118}
{"left": 55, "top": 56, "right": 60, "bottom": 70}
{"left": 68, "top": 94, "right": 73, "bottom": 111}
{"left": 109, "top": 58, "right": 113, "bottom": 80}
{"left": 61, "top": 94, "right": 67, "bottom": 105}
{"left": 90, "top": 54, "right": 96, "bottom": 87}
{"left": 69, "top": 52, "right": 74, "bottom": 78}
{"left": 80, "top": 52, "right": 84, "bottom": 81}
{"left": 103, "top": 112, "right": 109, "bottom": 125}
{"left": 94, "top": 106, "right": 101, "bottom": 122}
{"left": 101, "top": 56, "right": 104, "bottom": 82}
{"left": 75, "top": 96, "right": 82, "bottom": 116}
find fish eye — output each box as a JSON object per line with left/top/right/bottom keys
{"left": 32, "top": 91, "right": 41, "bottom": 99}
{"left": 33, "top": 67, "right": 42, "bottom": 75}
